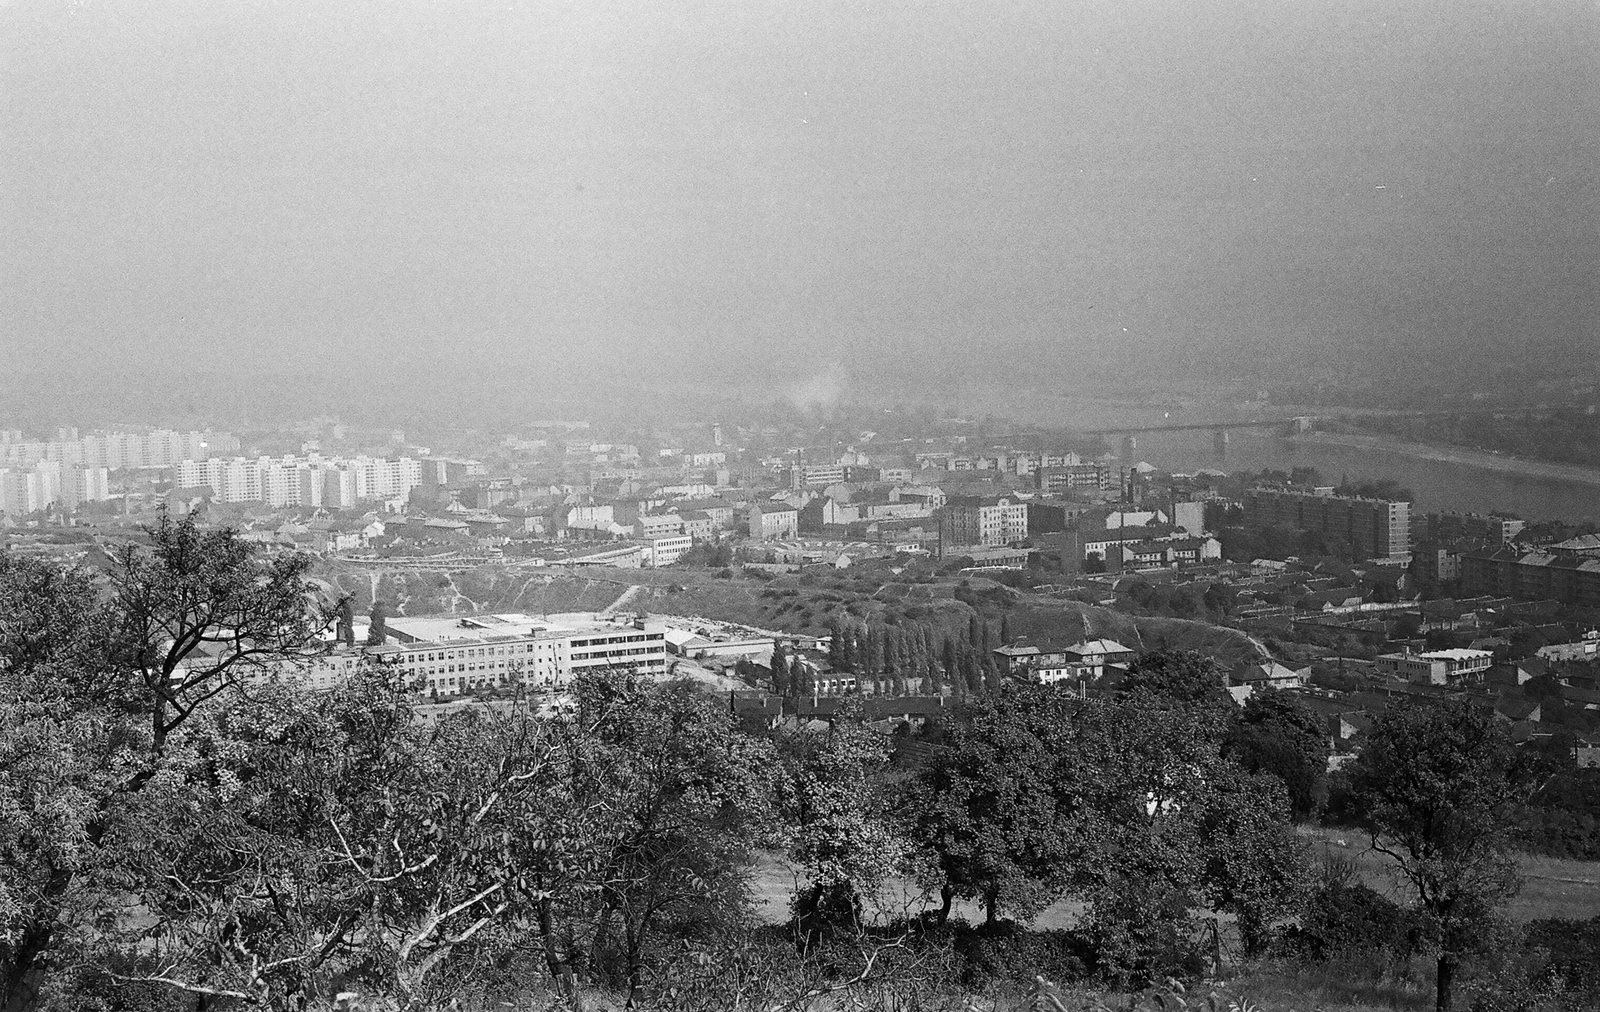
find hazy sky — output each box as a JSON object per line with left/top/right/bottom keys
{"left": 3, "top": 0, "right": 1595, "bottom": 418}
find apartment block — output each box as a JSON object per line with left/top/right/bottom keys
{"left": 176, "top": 455, "right": 421, "bottom": 508}
{"left": 941, "top": 495, "right": 1028, "bottom": 548}
{"left": 1243, "top": 485, "right": 1412, "bottom": 559}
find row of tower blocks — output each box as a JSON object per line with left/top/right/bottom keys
{"left": 175, "top": 455, "right": 428, "bottom": 509}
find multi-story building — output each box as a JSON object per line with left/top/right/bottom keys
{"left": 786, "top": 463, "right": 846, "bottom": 488}
{"left": 1421, "top": 511, "right": 1526, "bottom": 546}
{"left": 1461, "top": 548, "right": 1600, "bottom": 607}
{"left": 677, "top": 510, "right": 717, "bottom": 541}
{"left": 176, "top": 455, "right": 421, "bottom": 508}
{"left": 367, "top": 613, "right": 668, "bottom": 697}
{"left": 1, "top": 429, "right": 235, "bottom": 470}
{"left": 1244, "top": 485, "right": 1412, "bottom": 559}
{"left": 644, "top": 535, "right": 694, "bottom": 568}
{"left": 940, "top": 495, "right": 1028, "bottom": 548}
{"left": 0, "top": 461, "right": 111, "bottom": 515}
{"left": 634, "top": 513, "right": 686, "bottom": 539}
{"left": 1037, "top": 463, "right": 1112, "bottom": 495}
{"left": 421, "top": 457, "right": 487, "bottom": 486}
{"left": 748, "top": 503, "right": 799, "bottom": 540}
{"left": 992, "top": 643, "right": 1078, "bottom": 684}
{"left": 1375, "top": 648, "right": 1493, "bottom": 686}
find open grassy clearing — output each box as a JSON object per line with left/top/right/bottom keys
{"left": 1300, "top": 825, "right": 1600, "bottom": 922}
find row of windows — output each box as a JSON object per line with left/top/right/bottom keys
{"left": 572, "top": 647, "right": 665, "bottom": 661}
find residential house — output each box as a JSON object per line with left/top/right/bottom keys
{"left": 1232, "top": 661, "right": 1309, "bottom": 690}
{"left": 1063, "top": 639, "right": 1135, "bottom": 679}
{"left": 993, "top": 641, "right": 1078, "bottom": 684}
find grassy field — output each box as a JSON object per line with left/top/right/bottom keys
{"left": 1300, "top": 825, "right": 1600, "bottom": 922}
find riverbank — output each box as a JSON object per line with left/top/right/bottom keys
{"left": 1288, "top": 431, "right": 1600, "bottom": 490}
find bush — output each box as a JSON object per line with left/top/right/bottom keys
{"left": 1524, "top": 915, "right": 1600, "bottom": 991}
{"left": 949, "top": 922, "right": 1090, "bottom": 990}
{"left": 1279, "top": 880, "right": 1417, "bottom": 961}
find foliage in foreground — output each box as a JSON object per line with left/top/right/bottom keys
{"left": 0, "top": 521, "right": 1566, "bottom": 1012}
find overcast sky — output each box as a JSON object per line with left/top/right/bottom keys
{"left": 3, "top": 0, "right": 1595, "bottom": 418}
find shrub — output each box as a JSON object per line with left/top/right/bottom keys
{"left": 1279, "top": 880, "right": 1417, "bottom": 961}
{"left": 950, "top": 922, "right": 1090, "bottom": 990}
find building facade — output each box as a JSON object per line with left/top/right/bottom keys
{"left": 1244, "top": 485, "right": 1412, "bottom": 559}
{"left": 748, "top": 504, "right": 799, "bottom": 540}
{"left": 364, "top": 614, "right": 668, "bottom": 697}
{"left": 941, "top": 495, "right": 1028, "bottom": 547}
{"left": 176, "top": 455, "right": 422, "bottom": 508}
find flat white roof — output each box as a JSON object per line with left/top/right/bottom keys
{"left": 385, "top": 612, "right": 644, "bottom": 645}
{"left": 1420, "top": 648, "right": 1494, "bottom": 661}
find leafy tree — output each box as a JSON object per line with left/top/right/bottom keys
{"left": 566, "top": 676, "right": 780, "bottom": 1003}
{"left": 1198, "top": 766, "right": 1314, "bottom": 955}
{"left": 1115, "top": 650, "right": 1231, "bottom": 708}
{"left": 337, "top": 595, "right": 356, "bottom": 646}
{"left": 1070, "top": 698, "right": 1223, "bottom": 984}
{"left": 1226, "top": 691, "right": 1331, "bottom": 820}
{"left": 908, "top": 685, "right": 1080, "bottom": 926}
{"left": 775, "top": 713, "right": 904, "bottom": 946}
{"left": 1347, "top": 699, "right": 1523, "bottom": 1012}
{"left": 770, "top": 643, "right": 790, "bottom": 696}
{"left": 367, "top": 600, "right": 388, "bottom": 645}
{"left": 0, "top": 511, "right": 331, "bottom": 1010}
{"left": 1065, "top": 687, "right": 1309, "bottom": 984}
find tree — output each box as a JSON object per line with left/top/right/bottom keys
{"left": 1347, "top": 699, "right": 1523, "bottom": 1012}
{"left": 0, "top": 511, "right": 332, "bottom": 1010}
{"left": 337, "top": 595, "right": 356, "bottom": 646}
{"left": 563, "top": 675, "right": 780, "bottom": 1003}
{"left": 1226, "top": 691, "right": 1331, "bottom": 820}
{"left": 1198, "top": 766, "right": 1314, "bottom": 955}
{"left": 770, "top": 643, "right": 790, "bottom": 696}
{"left": 1116, "top": 650, "right": 1231, "bottom": 708}
{"left": 368, "top": 600, "right": 388, "bottom": 645}
{"left": 908, "top": 685, "right": 1080, "bottom": 927}
{"left": 776, "top": 712, "right": 904, "bottom": 946}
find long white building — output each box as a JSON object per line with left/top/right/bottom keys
{"left": 176, "top": 455, "right": 421, "bottom": 508}
{"left": 270, "top": 613, "right": 669, "bottom": 698}
{"left": 0, "top": 429, "right": 237, "bottom": 470}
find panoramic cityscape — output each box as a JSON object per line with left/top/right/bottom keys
{"left": 2, "top": 2, "right": 1597, "bottom": 1011}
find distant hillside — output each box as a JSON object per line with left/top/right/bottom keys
{"left": 311, "top": 561, "right": 629, "bottom": 618}
{"left": 310, "top": 561, "right": 1262, "bottom": 667}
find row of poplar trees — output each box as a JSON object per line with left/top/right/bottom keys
{"left": 813, "top": 613, "right": 1020, "bottom": 697}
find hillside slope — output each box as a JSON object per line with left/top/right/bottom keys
{"left": 312, "top": 561, "right": 1262, "bottom": 666}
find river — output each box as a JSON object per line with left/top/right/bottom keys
{"left": 955, "top": 390, "right": 1600, "bottom": 524}
{"left": 1127, "top": 426, "right": 1600, "bottom": 524}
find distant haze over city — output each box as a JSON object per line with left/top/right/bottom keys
{"left": 3, "top": 0, "right": 1596, "bottom": 425}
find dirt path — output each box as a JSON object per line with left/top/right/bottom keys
{"left": 600, "top": 583, "right": 643, "bottom": 617}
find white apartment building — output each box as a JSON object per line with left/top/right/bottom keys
{"left": 0, "top": 461, "right": 111, "bottom": 515}
{"left": 0, "top": 429, "right": 233, "bottom": 470}
{"left": 176, "top": 455, "right": 421, "bottom": 508}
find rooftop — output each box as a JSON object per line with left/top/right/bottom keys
{"left": 383, "top": 612, "right": 646, "bottom": 646}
